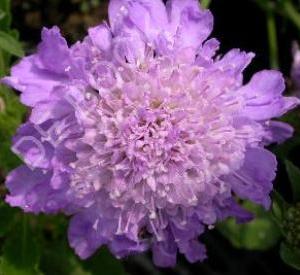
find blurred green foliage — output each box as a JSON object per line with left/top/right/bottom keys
{"left": 0, "top": 86, "right": 26, "bottom": 175}
{"left": 218, "top": 201, "right": 281, "bottom": 251}
{"left": 0, "top": 0, "right": 26, "bottom": 177}
{"left": 280, "top": 242, "right": 300, "bottom": 270}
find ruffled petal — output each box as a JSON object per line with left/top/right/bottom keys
{"left": 29, "top": 86, "right": 74, "bottom": 125}
{"left": 225, "top": 147, "right": 277, "bottom": 209}
{"left": 37, "top": 26, "right": 71, "bottom": 74}
{"left": 5, "top": 165, "right": 69, "bottom": 213}
{"left": 196, "top": 38, "right": 220, "bottom": 66}
{"left": 6, "top": 166, "right": 48, "bottom": 210}
{"left": 238, "top": 70, "right": 300, "bottom": 120}
{"left": 109, "top": 0, "right": 167, "bottom": 38}
{"left": 178, "top": 239, "right": 206, "bottom": 263}
{"left": 88, "top": 23, "right": 112, "bottom": 52}
{"left": 152, "top": 239, "right": 177, "bottom": 267}
{"left": 128, "top": 0, "right": 167, "bottom": 40}
{"left": 109, "top": 0, "right": 167, "bottom": 62}
{"left": 215, "top": 49, "right": 255, "bottom": 79}
{"left": 68, "top": 208, "right": 107, "bottom": 259}
{"left": 166, "top": 0, "right": 213, "bottom": 49}
{"left": 216, "top": 198, "right": 253, "bottom": 223}
{"left": 109, "top": 235, "right": 148, "bottom": 258}
{"left": 12, "top": 123, "right": 54, "bottom": 169}
{"left": 2, "top": 56, "right": 65, "bottom": 107}
{"left": 265, "top": 121, "right": 294, "bottom": 144}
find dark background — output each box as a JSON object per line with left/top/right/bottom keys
{"left": 9, "top": 1, "right": 300, "bottom": 274}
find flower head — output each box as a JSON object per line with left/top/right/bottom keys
{"left": 3, "top": 0, "right": 299, "bottom": 267}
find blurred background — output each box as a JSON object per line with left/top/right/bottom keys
{"left": 0, "top": 0, "right": 300, "bottom": 274}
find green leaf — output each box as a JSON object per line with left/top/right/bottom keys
{"left": 0, "top": 49, "right": 6, "bottom": 76}
{"left": 285, "top": 160, "right": 300, "bottom": 202}
{"left": 40, "top": 240, "right": 89, "bottom": 275}
{"left": 280, "top": 242, "right": 300, "bottom": 270}
{"left": 218, "top": 202, "right": 281, "bottom": 250}
{"left": 271, "top": 191, "right": 289, "bottom": 223}
{"left": 1, "top": 215, "right": 42, "bottom": 275}
{"left": 0, "top": 0, "right": 11, "bottom": 31}
{"left": 81, "top": 248, "right": 127, "bottom": 275}
{"left": 0, "top": 86, "right": 26, "bottom": 174}
{"left": 40, "top": 238, "right": 127, "bottom": 275}
{"left": 38, "top": 214, "right": 126, "bottom": 275}
{"left": 0, "top": 30, "right": 24, "bottom": 57}
{"left": 0, "top": 201, "right": 17, "bottom": 237}
{"left": 201, "top": 0, "right": 212, "bottom": 8}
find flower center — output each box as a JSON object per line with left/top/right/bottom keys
{"left": 68, "top": 57, "right": 263, "bottom": 208}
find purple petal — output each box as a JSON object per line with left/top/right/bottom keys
{"left": 225, "top": 147, "right": 277, "bottom": 209}
{"left": 5, "top": 166, "right": 48, "bottom": 210}
{"left": 216, "top": 49, "right": 255, "bottom": 79}
{"left": 238, "top": 70, "right": 300, "bottom": 120}
{"left": 178, "top": 239, "right": 207, "bottom": 263}
{"left": 68, "top": 209, "right": 107, "bottom": 259}
{"left": 152, "top": 240, "right": 177, "bottom": 267}
{"left": 88, "top": 24, "right": 112, "bottom": 52}
{"left": 167, "top": 0, "right": 213, "bottom": 49}
{"left": 265, "top": 121, "right": 294, "bottom": 144}
{"left": 5, "top": 166, "right": 67, "bottom": 213}
{"left": 29, "top": 91, "right": 73, "bottom": 124}
{"left": 216, "top": 198, "right": 253, "bottom": 223}
{"left": 109, "top": 0, "right": 167, "bottom": 38}
{"left": 2, "top": 56, "right": 66, "bottom": 107}
{"left": 37, "top": 26, "right": 71, "bottom": 74}
{"left": 196, "top": 38, "right": 220, "bottom": 66}
{"left": 12, "top": 123, "right": 54, "bottom": 169}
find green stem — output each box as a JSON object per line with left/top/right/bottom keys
{"left": 0, "top": 49, "right": 6, "bottom": 77}
{"left": 201, "top": 0, "right": 212, "bottom": 9}
{"left": 22, "top": 214, "right": 28, "bottom": 267}
{"left": 266, "top": 11, "right": 279, "bottom": 68}
{"left": 282, "top": 1, "right": 300, "bottom": 31}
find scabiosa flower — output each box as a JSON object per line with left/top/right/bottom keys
{"left": 2, "top": 0, "right": 300, "bottom": 267}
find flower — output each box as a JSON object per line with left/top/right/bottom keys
{"left": 3, "top": 0, "right": 299, "bottom": 267}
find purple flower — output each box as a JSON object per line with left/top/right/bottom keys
{"left": 3, "top": 0, "right": 299, "bottom": 267}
